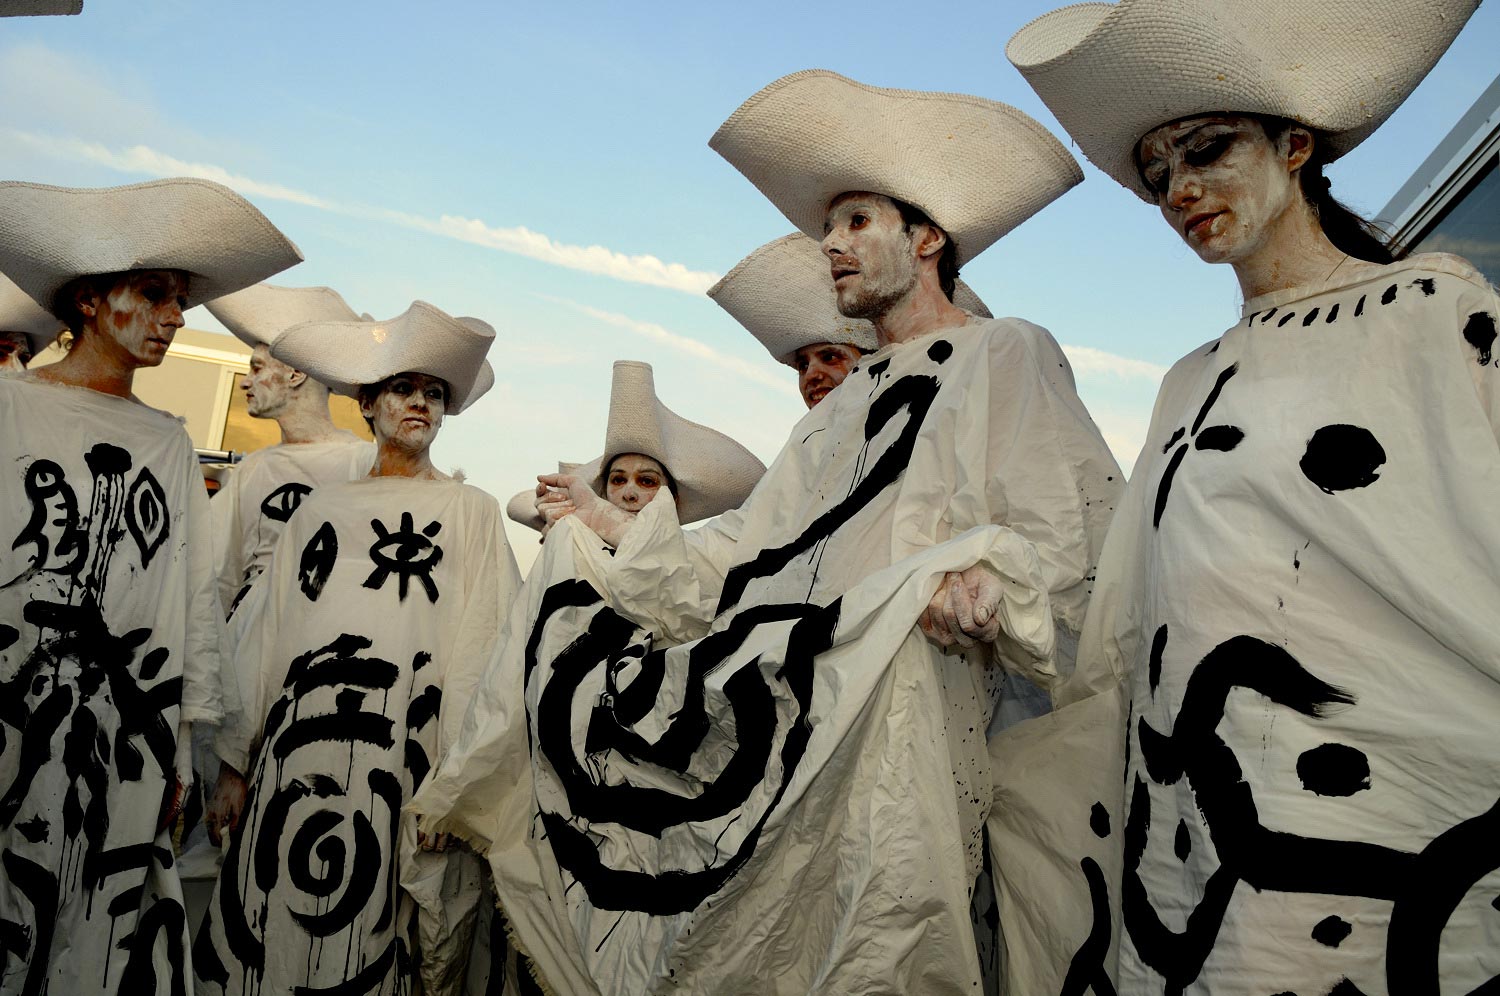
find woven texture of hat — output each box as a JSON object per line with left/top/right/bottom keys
{"left": 1007, "top": 0, "right": 1481, "bottom": 199}
{"left": 0, "top": 0, "right": 82, "bottom": 15}
{"left": 602, "top": 361, "right": 765, "bottom": 525}
{"left": 206, "top": 283, "right": 361, "bottom": 349}
{"left": 711, "top": 233, "right": 993, "bottom": 364}
{"left": 0, "top": 273, "right": 64, "bottom": 352}
{"left": 0, "top": 178, "right": 303, "bottom": 315}
{"left": 270, "top": 300, "right": 496, "bottom": 414}
{"left": 709, "top": 70, "right": 1083, "bottom": 267}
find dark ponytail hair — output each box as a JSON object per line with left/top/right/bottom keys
{"left": 1258, "top": 117, "right": 1397, "bottom": 264}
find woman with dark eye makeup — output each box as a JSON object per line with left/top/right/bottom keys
{"left": 1010, "top": 1, "right": 1499, "bottom": 993}
{"left": 196, "top": 302, "right": 522, "bottom": 996}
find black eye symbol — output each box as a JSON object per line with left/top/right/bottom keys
{"left": 261, "top": 482, "right": 314, "bottom": 523}
{"left": 362, "top": 512, "right": 444, "bottom": 603}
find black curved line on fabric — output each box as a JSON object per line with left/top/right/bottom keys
{"left": 1151, "top": 445, "right": 1188, "bottom": 529}
{"left": 603, "top": 646, "right": 665, "bottom": 728}
{"left": 540, "top": 600, "right": 840, "bottom": 916}
{"left": 271, "top": 703, "right": 395, "bottom": 759}
{"left": 1059, "top": 857, "right": 1118, "bottom": 996}
{"left": 191, "top": 906, "right": 230, "bottom": 986}
{"left": 1, "top": 848, "right": 56, "bottom": 994}
{"left": 288, "top": 810, "right": 347, "bottom": 898}
{"left": 1121, "top": 776, "right": 1236, "bottom": 992}
{"left": 298, "top": 521, "right": 338, "bottom": 602}
{"left": 119, "top": 897, "right": 187, "bottom": 996}
{"left": 1386, "top": 795, "right": 1500, "bottom": 995}
{"left": 1189, "top": 364, "right": 1238, "bottom": 435}
{"left": 717, "top": 372, "right": 941, "bottom": 614}
{"left": 0, "top": 684, "right": 72, "bottom": 830}
{"left": 254, "top": 779, "right": 318, "bottom": 893}
{"left": 289, "top": 813, "right": 382, "bottom": 937}
{"left": 369, "top": 767, "right": 404, "bottom": 934}
{"left": 406, "top": 684, "right": 441, "bottom": 731}
{"left": 282, "top": 634, "right": 398, "bottom": 697}
{"left": 261, "top": 482, "right": 313, "bottom": 524}
{"left": 522, "top": 579, "right": 605, "bottom": 687}
{"left": 216, "top": 781, "right": 265, "bottom": 972}
{"left": 290, "top": 938, "right": 395, "bottom": 996}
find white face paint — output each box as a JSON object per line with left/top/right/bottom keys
{"left": 89, "top": 269, "right": 189, "bottom": 368}
{"left": 240, "top": 343, "right": 297, "bottom": 418}
{"left": 0, "top": 331, "right": 31, "bottom": 373}
{"left": 604, "top": 453, "right": 669, "bottom": 513}
{"left": 820, "top": 192, "right": 920, "bottom": 321}
{"left": 361, "top": 371, "right": 447, "bottom": 454}
{"left": 1136, "top": 115, "right": 1304, "bottom": 266}
{"left": 793, "top": 342, "right": 862, "bottom": 409}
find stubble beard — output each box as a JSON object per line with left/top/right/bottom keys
{"left": 836, "top": 266, "right": 919, "bottom": 321}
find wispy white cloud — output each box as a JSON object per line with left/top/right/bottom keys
{"left": 1060, "top": 344, "right": 1168, "bottom": 382}
{"left": 2, "top": 126, "right": 719, "bottom": 295}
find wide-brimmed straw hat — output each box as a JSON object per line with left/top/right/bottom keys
{"left": 709, "top": 70, "right": 1083, "bottom": 267}
{"left": 0, "top": 178, "right": 303, "bottom": 316}
{"left": 0, "top": 273, "right": 65, "bottom": 355}
{"left": 205, "top": 283, "right": 361, "bottom": 349}
{"left": 270, "top": 300, "right": 496, "bottom": 414}
{"left": 708, "top": 233, "right": 993, "bottom": 366}
{"left": 1007, "top": 0, "right": 1481, "bottom": 201}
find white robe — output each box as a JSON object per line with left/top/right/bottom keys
{"left": 194, "top": 477, "right": 520, "bottom": 996}
{"left": 1081, "top": 254, "right": 1500, "bottom": 995}
{"left": 0, "top": 377, "right": 224, "bottom": 995}
{"left": 416, "top": 317, "right": 1124, "bottom": 995}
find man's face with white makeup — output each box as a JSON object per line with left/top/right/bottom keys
{"left": 83, "top": 269, "right": 189, "bottom": 369}
{"left": 821, "top": 192, "right": 921, "bottom": 321}
{"left": 793, "top": 342, "right": 862, "bottom": 408}
{"left": 1136, "top": 114, "right": 1305, "bottom": 266}
{"left": 0, "top": 331, "right": 32, "bottom": 372}
{"left": 240, "top": 343, "right": 297, "bottom": 418}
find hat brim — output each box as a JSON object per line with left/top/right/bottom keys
{"left": 270, "top": 301, "right": 497, "bottom": 414}
{"left": 0, "top": 178, "right": 303, "bottom": 316}
{"left": 1007, "top": 0, "right": 1481, "bottom": 200}
{"left": 206, "top": 283, "right": 361, "bottom": 349}
{"left": 0, "top": 274, "right": 66, "bottom": 355}
{"left": 709, "top": 70, "right": 1082, "bottom": 266}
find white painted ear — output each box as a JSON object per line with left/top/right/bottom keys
{"left": 916, "top": 222, "right": 949, "bottom": 260}
{"left": 286, "top": 368, "right": 309, "bottom": 389}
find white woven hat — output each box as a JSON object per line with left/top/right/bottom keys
{"left": 708, "top": 233, "right": 993, "bottom": 365}
{"left": 0, "top": 178, "right": 302, "bottom": 317}
{"left": 0, "top": 273, "right": 65, "bottom": 355}
{"left": 709, "top": 70, "right": 1083, "bottom": 267}
{"left": 1, "top": 1, "right": 82, "bottom": 15}
{"left": 270, "top": 300, "right": 496, "bottom": 414}
{"left": 205, "top": 283, "right": 361, "bottom": 349}
{"left": 1007, "top": 0, "right": 1481, "bottom": 201}
{"left": 507, "top": 459, "right": 602, "bottom": 531}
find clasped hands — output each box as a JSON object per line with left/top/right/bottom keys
{"left": 918, "top": 563, "right": 1008, "bottom": 650}
{"left": 534, "top": 472, "right": 635, "bottom": 545}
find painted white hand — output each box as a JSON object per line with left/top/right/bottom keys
{"left": 918, "top": 564, "right": 1003, "bottom": 649}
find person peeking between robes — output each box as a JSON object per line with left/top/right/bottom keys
{"left": 0, "top": 273, "right": 63, "bottom": 376}
{"left": 0, "top": 177, "right": 301, "bottom": 996}
{"left": 193, "top": 302, "right": 521, "bottom": 996}
{"left": 1008, "top": 0, "right": 1498, "bottom": 992}
{"left": 414, "top": 71, "right": 1123, "bottom": 996}
{"left": 709, "top": 231, "right": 993, "bottom": 410}
{"left": 194, "top": 283, "right": 376, "bottom": 858}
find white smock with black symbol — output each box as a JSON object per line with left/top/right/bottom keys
{"left": 414, "top": 316, "right": 1128, "bottom": 995}
{"left": 194, "top": 476, "right": 520, "bottom": 996}
{"left": 0, "top": 377, "right": 226, "bottom": 996}
{"left": 1079, "top": 254, "right": 1500, "bottom": 995}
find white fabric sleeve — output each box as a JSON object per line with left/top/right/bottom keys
{"left": 181, "top": 467, "right": 228, "bottom": 724}
{"left": 214, "top": 514, "right": 292, "bottom": 771}
{"left": 210, "top": 460, "right": 246, "bottom": 619}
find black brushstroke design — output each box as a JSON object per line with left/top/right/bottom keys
{"left": 259, "top": 481, "right": 313, "bottom": 523}
{"left": 1174, "top": 820, "right": 1191, "bottom": 862}
{"left": 1312, "top": 915, "right": 1352, "bottom": 948}
{"left": 124, "top": 467, "right": 169, "bottom": 567}
{"left": 1413, "top": 278, "right": 1436, "bottom": 297}
{"left": 1, "top": 849, "right": 56, "bottom": 992}
{"left": 1148, "top": 626, "right": 1168, "bottom": 694}
{"left": 1300, "top": 425, "right": 1385, "bottom": 494}
{"left": 1382, "top": 284, "right": 1399, "bottom": 306}
{"left": 118, "top": 896, "right": 187, "bottom": 996}
{"left": 1296, "top": 743, "right": 1371, "bottom": 797}
{"left": 1058, "top": 857, "right": 1118, "bottom": 996}
{"left": 4, "top": 460, "right": 86, "bottom": 586}
{"left": 1463, "top": 312, "right": 1497, "bottom": 365}
{"left": 1090, "top": 802, "right": 1110, "bottom": 839}
{"left": 364, "top": 511, "right": 444, "bottom": 602}
{"left": 1301, "top": 308, "right": 1320, "bottom": 327}
{"left": 1330, "top": 979, "right": 1369, "bottom": 996}
{"left": 298, "top": 521, "right": 338, "bottom": 602}
{"left": 1153, "top": 365, "right": 1242, "bottom": 528}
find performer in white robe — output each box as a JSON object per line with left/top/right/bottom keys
{"left": 1009, "top": 1, "right": 1497, "bottom": 991}
{"left": 416, "top": 71, "right": 1123, "bottom": 995}
{"left": 0, "top": 177, "right": 302, "bottom": 995}
{"left": 194, "top": 301, "right": 521, "bottom": 996}
{"left": 0, "top": 274, "right": 62, "bottom": 375}
{"left": 708, "top": 232, "right": 990, "bottom": 410}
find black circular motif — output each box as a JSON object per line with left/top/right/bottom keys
{"left": 1299, "top": 425, "right": 1386, "bottom": 495}
{"left": 1296, "top": 743, "right": 1371, "bottom": 797}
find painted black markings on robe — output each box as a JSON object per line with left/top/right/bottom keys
{"left": 364, "top": 511, "right": 444, "bottom": 602}
{"left": 124, "top": 468, "right": 169, "bottom": 566}
{"left": 1090, "top": 802, "right": 1110, "bottom": 839}
{"left": 1148, "top": 625, "right": 1168, "bottom": 694}
{"left": 6, "top": 460, "right": 86, "bottom": 585}
{"left": 1174, "top": 820, "right": 1191, "bottom": 862}
{"left": 1059, "top": 856, "right": 1118, "bottom": 996}
{"left": 298, "top": 520, "right": 338, "bottom": 601}
{"left": 1153, "top": 364, "right": 1243, "bottom": 527}
{"left": 1463, "top": 311, "right": 1497, "bottom": 365}
{"left": 1329, "top": 979, "right": 1369, "bottom": 996}
{"left": 1300, "top": 425, "right": 1385, "bottom": 494}
{"left": 119, "top": 894, "right": 186, "bottom": 996}
{"left": 1297, "top": 743, "right": 1371, "bottom": 797}
{"left": 1312, "top": 914, "right": 1353, "bottom": 948}
{"left": 259, "top": 481, "right": 313, "bottom": 523}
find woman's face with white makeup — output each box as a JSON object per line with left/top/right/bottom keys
{"left": 361, "top": 371, "right": 447, "bottom": 452}
{"left": 1136, "top": 115, "right": 1307, "bottom": 265}
{"left": 605, "top": 453, "right": 669, "bottom": 513}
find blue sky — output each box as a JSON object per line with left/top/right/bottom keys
{"left": 3, "top": 1, "right": 1496, "bottom": 565}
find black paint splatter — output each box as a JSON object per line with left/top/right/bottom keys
{"left": 1413, "top": 278, "right": 1436, "bottom": 297}
{"left": 1296, "top": 743, "right": 1372, "bottom": 797}
{"left": 1301, "top": 308, "right": 1320, "bottom": 327}
{"left": 1463, "top": 312, "right": 1496, "bottom": 365}
{"left": 1381, "top": 284, "right": 1398, "bottom": 306}
{"left": 1089, "top": 802, "right": 1110, "bottom": 839}
{"left": 1311, "top": 914, "right": 1353, "bottom": 947}
{"left": 1300, "top": 425, "right": 1386, "bottom": 494}
{"left": 927, "top": 340, "right": 953, "bottom": 363}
